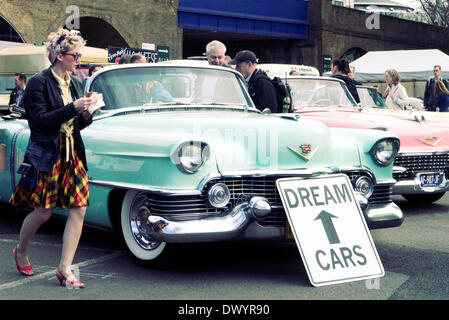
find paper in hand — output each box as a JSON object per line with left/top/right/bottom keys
{"left": 87, "top": 92, "right": 105, "bottom": 114}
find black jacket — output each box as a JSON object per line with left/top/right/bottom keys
{"left": 424, "top": 77, "right": 449, "bottom": 110}
{"left": 247, "top": 69, "right": 279, "bottom": 113}
{"left": 331, "top": 74, "right": 360, "bottom": 104}
{"left": 22, "top": 67, "right": 92, "bottom": 172}
{"left": 8, "top": 87, "right": 25, "bottom": 106}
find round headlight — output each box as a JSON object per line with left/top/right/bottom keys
{"left": 354, "top": 176, "right": 374, "bottom": 199}
{"left": 173, "top": 141, "right": 210, "bottom": 174}
{"left": 208, "top": 183, "right": 231, "bottom": 208}
{"left": 370, "top": 139, "right": 399, "bottom": 167}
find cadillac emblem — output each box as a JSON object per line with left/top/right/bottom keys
{"left": 300, "top": 144, "right": 312, "bottom": 154}
{"left": 288, "top": 144, "right": 319, "bottom": 162}
{"left": 417, "top": 136, "right": 441, "bottom": 146}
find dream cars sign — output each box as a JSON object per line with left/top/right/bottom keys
{"left": 276, "top": 174, "right": 384, "bottom": 286}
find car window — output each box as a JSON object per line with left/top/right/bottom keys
{"left": 287, "top": 78, "right": 357, "bottom": 108}
{"left": 90, "top": 66, "right": 252, "bottom": 111}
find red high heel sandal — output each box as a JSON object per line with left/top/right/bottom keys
{"left": 13, "top": 245, "right": 34, "bottom": 276}
{"left": 56, "top": 268, "right": 85, "bottom": 289}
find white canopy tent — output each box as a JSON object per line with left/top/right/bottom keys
{"left": 350, "top": 49, "right": 449, "bottom": 82}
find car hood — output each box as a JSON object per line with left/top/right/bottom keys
{"left": 84, "top": 110, "right": 365, "bottom": 172}
{"left": 297, "top": 108, "right": 449, "bottom": 152}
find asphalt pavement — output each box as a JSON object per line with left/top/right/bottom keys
{"left": 0, "top": 193, "right": 448, "bottom": 302}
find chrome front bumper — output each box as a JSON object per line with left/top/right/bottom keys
{"left": 145, "top": 193, "right": 403, "bottom": 243}
{"left": 392, "top": 178, "right": 449, "bottom": 195}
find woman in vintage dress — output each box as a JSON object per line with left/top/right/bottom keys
{"left": 10, "top": 29, "right": 97, "bottom": 289}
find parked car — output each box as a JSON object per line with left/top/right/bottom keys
{"left": 0, "top": 62, "right": 403, "bottom": 265}
{"left": 286, "top": 76, "right": 449, "bottom": 204}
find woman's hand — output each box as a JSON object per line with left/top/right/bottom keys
{"left": 73, "top": 95, "right": 98, "bottom": 113}
{"left": 388, "top": 92, "right": 395, "bottom": 100}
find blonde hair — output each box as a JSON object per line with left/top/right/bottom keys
{"left": 46, "top": 29, "right": 85, "bottom": 64}
{"left": 385, "top": 69, "right": 401, "bottom": 85}
{"left": 435, "top": 80, "right": 449, "bottom": 97}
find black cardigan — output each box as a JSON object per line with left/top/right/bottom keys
{"left": 22, "top": 67, "right": 92, "bottom": 172}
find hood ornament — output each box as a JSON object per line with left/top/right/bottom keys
{"left": 288, "top": 144, "right": 320, "bottom": 162}
{"left": 417, "top": 136, "right": 441, "bottom": 146}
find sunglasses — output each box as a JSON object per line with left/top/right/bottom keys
{"left": 64, "top": 52, "right": 82, "bottom": 60}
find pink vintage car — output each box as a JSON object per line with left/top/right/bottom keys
{"left": 287, "top": 76, "right": 449, "bottom": 203}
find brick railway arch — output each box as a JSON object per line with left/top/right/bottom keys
{"left": 0, "top": 14, "right": 24, "bottom": 42}
{"left": 79, "top": 17, "right": 128, "bottom": 49}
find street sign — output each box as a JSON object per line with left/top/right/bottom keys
{"left": 276, "top": 174, "right": 384, "bottom": 287}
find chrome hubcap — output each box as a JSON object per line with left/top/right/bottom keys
{"left": 129, "top": 193, "right": 161, "bottom": 250}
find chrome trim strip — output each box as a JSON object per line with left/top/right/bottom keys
{"left": 88, "top": 180, "right": 201, "bottom": 196}
{"left": 10, "top": 128, "right": 26, "bottom": 191}
{"left": 397, "top": 151, "right": 449, "bottom": 157}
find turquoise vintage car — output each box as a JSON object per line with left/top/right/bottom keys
{"left": 0, "top": 62, "right": 403, "bottom": 265}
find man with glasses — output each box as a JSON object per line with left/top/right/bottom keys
{"left": 424, "top": 65, "right": 449, "bottom": 111}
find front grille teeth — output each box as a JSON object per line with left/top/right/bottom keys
{"left": 394, "top": 153, "right": 449, "bottom": 181}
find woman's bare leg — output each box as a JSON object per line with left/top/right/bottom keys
{"left": 16, "top": 207, "right": 52, "bottom": 266}
{"left": 58, "top": 206, "right": 86, "bottom": 277}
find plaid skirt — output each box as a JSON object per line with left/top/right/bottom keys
{"left": 9, "top": 136, "right": 89, "bottom": 209}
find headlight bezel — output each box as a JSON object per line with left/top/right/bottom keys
{"left": 369, "top": 138, "right": 400, "bottom": 167}
{"left": 171, "top": 141, "right": 210, "bottom": 174}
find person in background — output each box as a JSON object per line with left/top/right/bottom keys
{"left": 89, "top": 64, "right": 102, "bottom": 76}
{"left": 231, "top": 50, "right": 278, "bottom": 113}
{"left": 433, "top": 79, "right": 449, "bottom": 112}
{"left": 9, "top": 73, "right": 27, "bottom": 107}
{"left": 83, "top": 64, "right": 102, "bottom": 88}
{"left": 225, "top": 55, "right": 235, "bottom": 68}
{"left": 9, "top": 29, "right": 97, "bottom": 289}
{"left": 349, "top": 66, "right": 362, "bottom": 85}
{"left": 130, "top": 53, "right": 147, "bottom": 63}
{"left": 206, "top": 40, "right": 227, "bottom": 67}
{"left": 383, "top": 69, "right": 409, "bottom": 110}
{"left": 118, "top": 54, "right": 131, "bottom": 64}
{"left": 424, "top": 65, "right": 449, "bottom": 111}
{"left": 330, "top": 58, "right": 360, "bottom": 103}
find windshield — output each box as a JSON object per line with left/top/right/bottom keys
{"left": 287, "top": 78, "right": 357, "bottom": 109}
{"left": 357, "top": 87, "right": 402, "bottom": 111}
{"left": 89, "top": 66, "right": 253, "bottom": 111}
{"left": 357, "top": 87, "right": 391, "bottom": 109}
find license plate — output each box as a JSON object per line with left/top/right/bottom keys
{"left": 417, "top": 172, "right": 443, "bottom": 188}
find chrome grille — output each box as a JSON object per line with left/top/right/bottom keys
{"left": 394, "top": 153, "right": 449, "bottom": 181}
{"left": 144, "top": 194, "right": 222, "bottom": 221}
{"left": 143, "top": 171, "right": 392, "bottom": 227}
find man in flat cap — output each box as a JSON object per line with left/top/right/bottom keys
{"left": 231, "top": 50, "right": 278, "bottom": 113}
